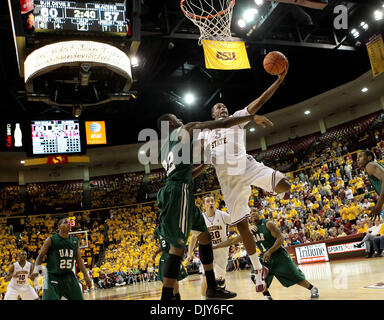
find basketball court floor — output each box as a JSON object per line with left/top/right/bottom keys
{"left": 84, "top": 257, "right": 384, "bottom": 300}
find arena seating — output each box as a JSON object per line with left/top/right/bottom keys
{"left": 1, "top": 110, "right": 384, "bottom": 288}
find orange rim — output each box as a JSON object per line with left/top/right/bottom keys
{"left": 180, "top": 0, "right": 235, "bottom": 20}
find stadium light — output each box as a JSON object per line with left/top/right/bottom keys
{"left": 361, "top": 87, "right": 368, "bottom": 93}
{"left": 360, "top": 21, "right": 368, "bottom": 31}
{"left": 374, "top": 10, "right": 383, "bottom": 21}
{"left": 304, "top": 110, "right": 310, "bottom": 115}
{"left": 350, "top": 29, "right": 359, "bottom": 39}
{"left": 184, "top": 93, "right": 195, "bottom": 105}
{"left": 238, "top": 19, "right": 246, "bottom": 28}
{"left": 243, "top": 8, "right": 258, "bottom": 22}
{"left": 131, "top": 56, "right": 139, "bottom": 67}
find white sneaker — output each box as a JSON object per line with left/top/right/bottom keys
{"left": 254, "top": 266, "right": 269, "bottom": 293}
{"left": 310, "top": 287, "right": 319, "bottom": 299}
{"left": 264, "top": 295, "right": 273, "bottom": 300}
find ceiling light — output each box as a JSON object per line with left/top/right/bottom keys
{"left": 254, "top": 0, "right": 264, "bottom": 6}
{"left": 360, "top": 21, "right": 368, "bottom": 30}
{"left": 184, "top": 93, "right": 195, "bottom": 105}
{"left": 249, "top": 127, "right": 255, "bottom": 132}
{"left": 20, "top": 160, "right": 25, "bottom": 164}
{"left": 374, "top": 10, "right": 383, "bottom": 21}
{"left": 131, "top": 56, "right": 139, "bottom": 67}
{"left": 361, "top": 87, "right": 368, "bottom": 93}
{"left": 238, "top": 19, "right": 246, "bottom": 28}
{"left": 243, "top": 8, "right": 258, "bottom": 22}
{"left": 304, "top": 110, "right": 310, "bottom": 115}
{"left": 350, "top": 29, "right": 359, "bottom": 39}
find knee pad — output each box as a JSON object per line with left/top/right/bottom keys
{"left": 199, "top": 243, "right": 214, "bottom": 265}
{"left": 163, "top": 254, "right": 182, "bottom": 279}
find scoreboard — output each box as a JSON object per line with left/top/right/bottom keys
{"left": 31, "top": 120, "right": 82, "bottom": 155}
{"left": 33, "top": 1, "right": 127, "bottom": 34}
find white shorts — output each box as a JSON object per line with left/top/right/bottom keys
{"left": 4, "top": 285, "right": 39, "bottom": 300}
{"left": 216, "top": 156, "right": 286, "bottom": 225}
{"left": 199, "top": 247, "right": 229, "bottom": 280}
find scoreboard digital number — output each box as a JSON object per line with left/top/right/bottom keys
{"left": 33, "top": 1, "right": 127, "bottom": 34}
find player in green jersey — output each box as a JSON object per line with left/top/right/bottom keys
{"left": 357, "top": 150, "right": 384, "bottom": 220}
{"left": 152, "top": 229, "right": 188, "bottom": 300}
{"left": 32, "top": 217, "right": 92, "bottom": 300}
{"left": 156, "top": 112, "right": 272, "bottom": 300}
{"left": 215, "top": 207, "right": 319, "bottom": 300}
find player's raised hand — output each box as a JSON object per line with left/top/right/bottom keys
{"left": 252, "top": 115, "right": 274, "bottom": 128}
{"left": 278, "top": 61, "right": 289, "bottom": 81}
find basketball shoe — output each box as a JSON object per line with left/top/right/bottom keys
{"left": 254, "top": 265, "right": 269, "bottom": 292}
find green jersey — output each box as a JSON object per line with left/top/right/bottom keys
{"left": 46, "top": 233, "right": 79, "bottom": 275}
{"left": 160, "top": 127, "right": 193, "bottom": 184}
{"left": 251, "top": 219, "right": 284, "bottom": 256}
{"left": 367, "top": 161, "right": 384, "bottom": 195}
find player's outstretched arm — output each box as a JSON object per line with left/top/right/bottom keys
{"left": 185, "top": 114, "right": 273, "bottom": 136}
{"left": 4, "top": 264, "right": 15, "bottom": 282}
{"left": 246, "top": 65, "right": 288, "bottom": 115}
{"left": 76, "top": 247, "right": 92, "bottom": 289}
{"left": 213, "top": 235, "right": 243, "bottom": 249}
{"left": 32, "top": 237, "right": 51, "bottom": 275}
{"left": 263, "top": 221, "right": 284, "bottom": 262}
{"left": 366, "top": 162, "right": 384, "bottom": 220}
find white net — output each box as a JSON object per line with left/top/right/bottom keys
{"left": 180, "top": 0, "right": 235, "bottom": 48}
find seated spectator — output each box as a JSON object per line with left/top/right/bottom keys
{"left": 357, "top": 221, "right": 381, "bottom": 258}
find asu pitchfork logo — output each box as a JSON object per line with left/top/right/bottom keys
{"left": 216, "top": 51, "right": 237, "bottom": 61}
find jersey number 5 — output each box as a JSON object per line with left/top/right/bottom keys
{"left": 60, "top": 259, "right": 72, "bottom": 269}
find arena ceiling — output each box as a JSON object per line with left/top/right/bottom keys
{"left": 0, "top": 0, "right": 382, "bottom": 145}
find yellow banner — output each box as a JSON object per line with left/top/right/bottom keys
{"left": 202, "top": 40, "right": 251, "bottom": 70}
{"left": 85, "top": 121, "right": 107, "bottom": 145}
{"left": 366, "top": 34, "right": 384, "bottom": 78}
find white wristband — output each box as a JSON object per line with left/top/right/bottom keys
{"left": 33, "top": 265, "right": 42, "bottom": 274}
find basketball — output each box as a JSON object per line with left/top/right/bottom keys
{"left": 263, "top": 51, "right": 288, "bottom": 75}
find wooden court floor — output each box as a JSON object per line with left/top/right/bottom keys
{"left": 84, "top": 257, "right": 384, "bottom": 300}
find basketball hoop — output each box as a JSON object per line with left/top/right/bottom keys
{"left": 180, "top": 0, "right": 236, "bottom": 48}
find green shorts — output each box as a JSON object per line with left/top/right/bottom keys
{"left": 158, "top": 252, "right": 188, "bottom": 282}
{"left": 251, "top": 248, "right": 306, "bottom": 288}
{"left": 43, "top": 272, "right": 84, "bottom": 300}
{"left": 157, "top": 182, "right": 207, "bottom": 248}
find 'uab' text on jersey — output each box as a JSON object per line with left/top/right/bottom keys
{"left": 160, "top": 127, "right": 193, "bottom": 183}
{"left": 203, "top": 210, "right": 231, "bottom": 245}
{"left": 251, "top": 219, "right": 284, "bottom": 256}
{"left": 46, "top": 233, "right": 79, "bottom": 275}
{"left": 203, "top": 107, "right": 250, "bottom": 168}
{"left": 367, "top": 161, "right": 384, "bottom": 195}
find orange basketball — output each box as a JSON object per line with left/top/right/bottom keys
{"left": 263, "top": 51, "right": 288, "bottom": 75}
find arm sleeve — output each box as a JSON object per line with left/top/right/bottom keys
{"left": 232, "top": 107, "right": 251, "bottom": 129}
